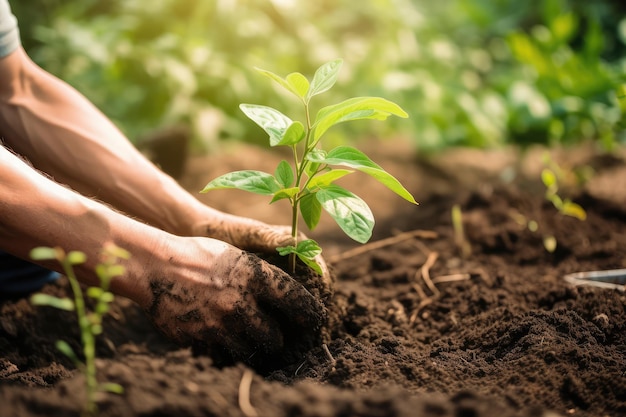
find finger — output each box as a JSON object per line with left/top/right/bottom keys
{"left": 243, "top": 253, "right": 326, "bottom": 330}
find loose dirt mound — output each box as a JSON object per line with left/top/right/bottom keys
{"left": 1, "top": 141, "right": 625, "bottom": 417}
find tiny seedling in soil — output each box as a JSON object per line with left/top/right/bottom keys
{"left": 510, "top": 154, "right": 588, "bottom": 253}
{"left": 540, "top": 156, "right": 587, "bottom": 252}
{"left": 30, "top": 243, "right": 128, "bottom": 417}
{"left": 541, "top": 154, "right": 587, "bottom": 222}
{"left": 201, "top": 59, "right": 418, "bottom": 274}
{"left": 451, "top": 204, "right": 471, "bottom": 258}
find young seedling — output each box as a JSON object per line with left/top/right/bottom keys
{"left": 451, "top": 204, "right": 471, "bottom": 258}
{"left": 30, "top": 243, "right": 128, "bottom": 417}
{"left": 201, "top": 59, "right": 418, "bottom": 274}
{"left": 541, "top": 162, "right": 587, "bottom": 222}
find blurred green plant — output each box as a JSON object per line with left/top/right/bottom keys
{"left": 30, "top": 243, "right": 127, "bottom": 417}
{"left": 541, "top": 153, "right": 588, "bottom": 221}
{"left": 11, "top": 0, "right": 626, "bottom": 151}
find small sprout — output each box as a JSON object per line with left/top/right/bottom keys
{"left": 202, "top": 59, "right": 417, "bottom": 274}
{"left": 451, "top": 204, "right": 471, "bottom": 258}
{"left": 541, "top": 154, "right": 587, "bottom": 221}
{"left": 30, "top": 244, "right": 128, "bottom": 417}
{"left": 543, "top": 235, "right": 558, "bottom": 253}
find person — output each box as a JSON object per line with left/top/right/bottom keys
{"left": 0, "top": 0, "right": 329, "bottom": 360}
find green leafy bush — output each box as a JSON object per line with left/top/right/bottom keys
{"left": 12, "top": 0, "right": 626, "bottom": 150}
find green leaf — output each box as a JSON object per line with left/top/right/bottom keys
{"left": 256, "top": 68, "right": 307, "bottom": 100}
{"left": 55, "top": 340, "right": 79, "bottom": 365}
{"left": 316, "top": 185, "right": 374, "bottom": 243}
{"left": 312, "top": 97, "right": 408, "bottom": 141}
{"left": 306, "top": 59, "right": 343, "bottom": 101}
{"left": 87, "top": 287, "right": 103, "bottom": 299}
{"left": 276, "top": 245, "right": 296, "bottom": 256}
{"left": 100, "top": 382, "right": 124, "bottom": 394}
{"left": 307, "top": 146, "right": 417, "bottom": 204}
{"left": 30, "top": 246, "right": 59, "bottom": 261}
{"left": 104, "top": 264, "right": 126, "bottom": 278}
{"left": 201, "top": 170, "right": 281, "bottom": 195}
{"left": 561, "top": 200, "right": 587, "bottom": 221}
{"left": 276, "top": 240, "right": 323, "bottom": 275}
{"left": 102, "top": 244, "right": 131, "bottom": 260}
{"left": 239, "top": 104, "right": 293, "bottom": 146}
{"left": 299, "top": 193, "right": 322, "bottom": 230}
{"left": 304, "top": 149, "right": 325, "bottom": 178}
{"left": 66, "top": 251, "right": 87, "bottom": 265}
{"left": 543, "top": 235, "right": 557, "bottom": 253}
{"left": 286, "top": 72, "right": 310, "bottom": 99}
{"left": 307, "top": 169, "right": 353, "bottom": 189}
{"left": 294, "top": 239, "right": 322, "bottom": 258}
{"left": 270, "top": 187, "right": 300, "bottom": 203}
{"left": 275, "top": 160, "right": 294, "bottom": 188}
{"left": 298, "top": 255, "right": 323, "bottom": 275}
{"left": 541, "top": 168, "right": 557, "bottom": 189}
{"left": 30, "top": 293, "right": 75, "bottom": 311}
{"left": 91, "top": 323, "right": 103, "bottom": 335}
{"left": 280, "top": 121, "right": 306, "bottom": 146}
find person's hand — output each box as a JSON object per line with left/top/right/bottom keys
{"left": 192, "top": 213, "right": 333, "bottom": 301}
{"left": 141, "top": 236, "right": 326, "bottom": 363}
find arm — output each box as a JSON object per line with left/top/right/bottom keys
{"left": 0, "top": 145, "right": 324, "bottom": 357}
{"left": 0, "top": 47, "right": 209, "bottom": 236}
{"left": 0, "top": 47, "right": 322, "bottom": 253}
{"left": 0, "top": 47, "right": 331, "bottom": 286}
{"left": 0, "top": 144, "right": 167, "bottom": 304}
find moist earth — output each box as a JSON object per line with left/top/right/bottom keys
{"left": 1, "top": 141, "right": 625, "bottom": 417}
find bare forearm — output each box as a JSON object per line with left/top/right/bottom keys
{"left": 0, "top": 48, "right": 207, "bottom": 235}
{"left": 0, "top": 146, "right": 166, "bottom": 305}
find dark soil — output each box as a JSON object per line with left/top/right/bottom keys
{"left": 1, "top": 140, "right": 625, "bottom": 417}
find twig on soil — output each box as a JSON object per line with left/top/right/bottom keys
{"left": 411, "top": 282, "right": 429, "bottom": 300}
{"left": 409, "top": 298, "right": 433, "bottom": 324}
{"left": 430, "top": 273, "right": 471, "bottom": 285}
{"left": 322, "top": 343, "right": 336, "bottom": 368}
{"left": 417, "top": 251, "right": 440, "bottom": 296}
{"left": 328, "top": 229, "right": 438, "bottom": 263}
{"left": 238, "top": 368, "right": 258, "bottom": 417}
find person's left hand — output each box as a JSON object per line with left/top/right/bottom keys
{"left": 192, "top": 213, "right": 333, "bottom": 301}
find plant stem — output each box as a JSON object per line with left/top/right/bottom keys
{"left": 286, "top": 100, "right": 314, "bottom": 275}
{"left": 288, "top": 198, "right": 299, "bottom": 274}
{"left": 62, "top": 259, "right": 97, "bottom": 417}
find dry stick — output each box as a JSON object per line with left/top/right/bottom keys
{"left": 328, "top": 229, "right": 438, "bottom": 264}
{"left": 410, "top": 250, "right": 440, "bottom": 324}
{"left": 409, "top": 298, "right": 433, "bottom": 324}
{"left": 238, "top": 369, "right": 258, "bottom": 417}
{"left": 322, "top": 343, "right": 336, "bottom": 367}
{"left": 419, "top": 251, "right": 440, "bottom": 297}
{"left": 430, "top": 273, "right": 471, "bottom": 285}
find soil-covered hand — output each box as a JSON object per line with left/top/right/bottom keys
{"left": 192, "top": 214, "right": 333, "bottom": 300}
{"left": 142, "top": 236, "right": 326, "bottom": 362}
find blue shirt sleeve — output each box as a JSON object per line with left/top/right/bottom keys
{"left": 0, "top": 0, "right": 20, "bottom": 58}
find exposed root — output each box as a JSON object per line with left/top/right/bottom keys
{"left": 322, "top": 343, "right": 336, "bottom": 367}
{"left": 417, "top": 251, "right": 440, "bottom": 297}
{"left": 431, "top": 273, "right": 471, "bottom": 285}
{"left": 238, "top": 369, "right": 258, "bottom": 417}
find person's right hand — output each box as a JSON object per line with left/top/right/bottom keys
{"left": 139, "top": 236, "right": 326, "bottom": 362}
{"left": 191, "top": 213, "right": 334, "bottom": 302}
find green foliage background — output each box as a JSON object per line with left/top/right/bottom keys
{"left": 11, "top": 0, "right": 626, "bottom": 151}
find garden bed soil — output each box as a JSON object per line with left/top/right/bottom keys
{"left": 1, "top": 140, "right": 625, "bottom": 417}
